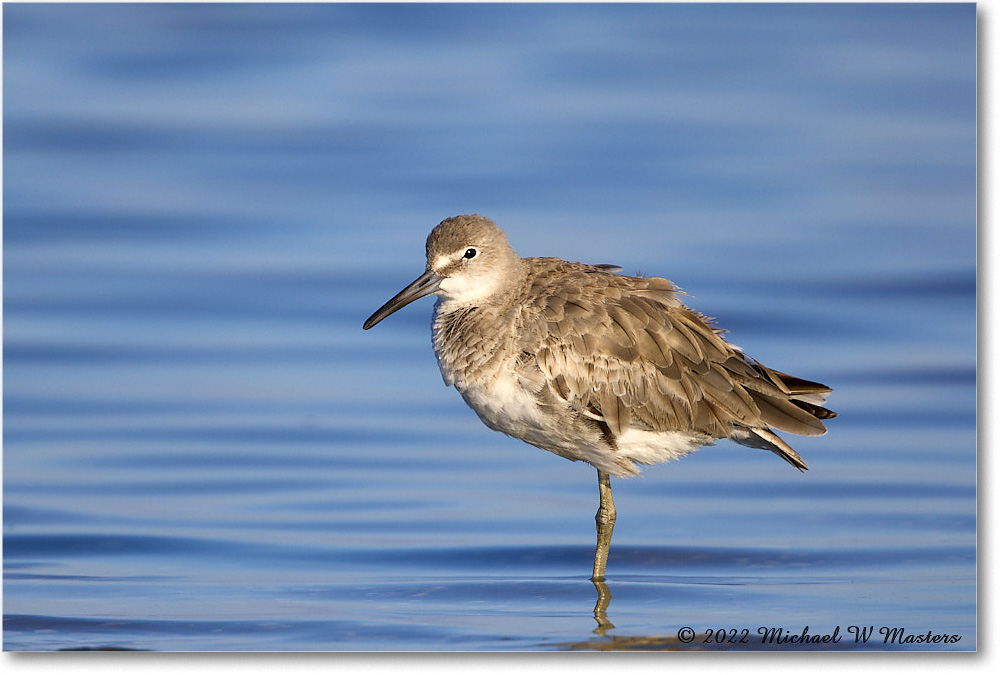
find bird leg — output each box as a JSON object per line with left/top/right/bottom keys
{"left": 591, "top": 470, "right": 616, "bottom": 582}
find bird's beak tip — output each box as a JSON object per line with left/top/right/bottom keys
{"left": 362, "top": 269, "right": 442, "bottom": 331}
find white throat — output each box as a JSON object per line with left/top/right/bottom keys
{"left": 437, "top": 273, "right": 502, "bottom": 309}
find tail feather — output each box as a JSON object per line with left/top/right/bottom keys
{"left": 765, "top": 368, "right": 834, "bottom": 404}
{"left": 732, "top": 428, "right": 809, "bottom": 471}
{"left": 791, "top": 399, "right": 838, "bottom": 420}
{"left": 751, "top": 391, "right": 830, "bottom": 436}
{"left": 728, "top": 363, "right": 834, "bottom": 471}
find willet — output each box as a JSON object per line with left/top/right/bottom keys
{"left": 363, "top": 214, "right": 835, "bottom": 581}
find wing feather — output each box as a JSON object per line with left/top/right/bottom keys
{"left": 518, "top": 260, "right": 835, "bottom": 459}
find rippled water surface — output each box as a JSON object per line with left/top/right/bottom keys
{"left": 3, "top": 3, "right": 976, "bottom": 651}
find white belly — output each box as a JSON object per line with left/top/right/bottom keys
{"left": 453, "top": 370, "right": 711, "bottom": 477}
{"left": 613, "top": 427, "right": 709, "bottom": 465}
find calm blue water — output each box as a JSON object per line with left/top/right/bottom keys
{"left": 3, "top": 3, "right": 976, "bottom": 651}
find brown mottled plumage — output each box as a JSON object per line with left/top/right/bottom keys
{"left": 364, "top": 214, "right": 835, "bottom": 581}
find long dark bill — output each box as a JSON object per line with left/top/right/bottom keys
{"left": 362, "top": 269, "right": 442, "bottom": 330}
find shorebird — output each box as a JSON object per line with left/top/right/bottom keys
{"left": 363, "top": 214, "right": 835, "bottom": 581}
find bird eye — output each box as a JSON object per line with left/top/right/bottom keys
{"left": 463, "top": 248, "right": 478, "bottom": 259}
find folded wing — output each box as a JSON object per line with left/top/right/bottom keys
{"left": 518, "top": 262, "right": 835, "bottom": 471}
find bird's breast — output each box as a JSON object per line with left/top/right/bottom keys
{"left": 460, "top": 369, "right": 549, "bottom": 431}
{"left": 431, "top": 305, "right": 546, "bottom": 431}
{"left": 431, "top": 302, "right": 514, "bottom": 385}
